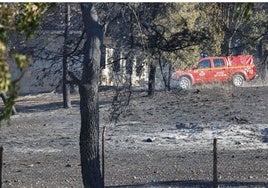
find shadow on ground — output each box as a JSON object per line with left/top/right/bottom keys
{"left": 14, "top": 98, "right": 113, "bottom": 113}
{"left": 15, "top": 100, "right": 80, "bottom": 113}
{"left": 107, "top": 180, "right": 267, "bottom": 188}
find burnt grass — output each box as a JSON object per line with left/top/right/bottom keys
{"left": 0, "top": 84, "right": 268, "bottom": 188}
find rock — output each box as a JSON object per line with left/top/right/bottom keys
{"left": 235, "top": 141, "right": 242, "bottom": 145}
{"left": 144, "top": 138, "right": 154, "bottom": 142}
{"left": 231, "top": 116, "right": 250, "bottom": 124}
{"left": 193, "top": 89, "right": 200, "bottom": 94}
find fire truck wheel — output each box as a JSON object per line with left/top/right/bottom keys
{"left": 232, "top": 74, "right": 244, "bottom": 87}
{"left": 179, "top": 76, "right": 192, "bottom": 89}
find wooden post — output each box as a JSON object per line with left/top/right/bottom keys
{"left": 0, "top": 146, "right": 3, "bottom": 188}
{"left": 102, "top": 126, "right": 106, "bottom": 188}
{"left": 213, "top": 138, "right": 218, "bottom": 188}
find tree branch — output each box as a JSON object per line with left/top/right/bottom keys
{"left": 68, "top": 71, "right": 81, "bottom": 85}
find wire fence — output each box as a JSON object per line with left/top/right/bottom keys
{"left": 1, "top": 133, "right": 267, "bottom": 188}
{"left": 104, "top": 137, "right": 268, "bottom": 188}
{"left": 1, "top": 145, "right": 82, "bottom": 188}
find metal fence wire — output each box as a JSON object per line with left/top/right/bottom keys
{"left": 1, "top": 127, "right": 267, "bottom": 188}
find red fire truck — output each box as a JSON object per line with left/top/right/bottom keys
{"left": 172, "top": 55, "right": 257, "bottom": 89}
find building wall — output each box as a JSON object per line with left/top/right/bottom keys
{"left": 100, "top": 48, "right": 149, "bottom": 89}
{"left": 15, "top": 45, "right": 154, "bottom": 95}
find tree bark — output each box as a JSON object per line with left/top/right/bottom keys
{"left": 148, "top": 63, "right": 156, "bottom": 97}
{"left": 80, "top": 3, "right": 103, "bottom": 188}
{"left": 167, "top": 64, "right": 172, "bottom": 91}
{"left": 62, "top": 3, "right": 72, "bottom": 108}
{"left": 258, "top": 38, "right": 268, "bottom": 80}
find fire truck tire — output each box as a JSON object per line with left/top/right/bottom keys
{"left": 179, "top": 76, "right": 192, "bottom": 89}
{"left": 232, "top": 74, "right": 244, "bottom": 87}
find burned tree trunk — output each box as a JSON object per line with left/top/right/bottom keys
{"left": 80, "top": 3, "right": 103, "bottom": 188}
{"left": 148, "top": 63, "right": 156, "bottom": 97}
{"left": 62, "top": 3, "right": 72, "bottom": 108}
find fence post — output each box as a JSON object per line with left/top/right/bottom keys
{"left": 102, "top": 126, "right": 106, "bottom": 188}
{"left": 213, "top": 138, "right": 218, "bottom": 188}
{"left": 0, "top": 146, "right": 3, "bottom": 188}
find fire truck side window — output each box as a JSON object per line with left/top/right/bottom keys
{"left": 198, "top": 60, "right": 211, "bottom": 69}
{"left": 213, "top": 59, "right": 225, "bottom": 67}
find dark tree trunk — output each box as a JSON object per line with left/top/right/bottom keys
{"left": 158, "top": 55, "right": 171, "bottom": 91}
{"left": 258, "top": 38, "right": 268, "bottom": 80}
{"left": 148, "top": 63, "right": 156, "bottom": 96}
{"left": 80, "top": 3, "right": 103, "bottom": 188}
{"left": 221, "top": 31, "right": 234, "bottom": 56}
{"left": 167, "top": 64, "right": 172, "bottom": 91}
{"left": 62, "top": 3, "right": 72, "bottom": 108}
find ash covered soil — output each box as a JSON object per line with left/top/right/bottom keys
{"left": 0, "top": 83, "right": 268, "bottom": 188}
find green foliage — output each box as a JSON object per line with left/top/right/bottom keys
{"left": 0, "top": 61, "right": 11, "bottom": 93}
{"left": 13, "top": 53, "right": 28, "bottom": 71}
{"left": 0, "top": 38, "right": 10, "bottom": 93}
{"left": 0, "top": 81, "right": 19, "bottom": 125}
{"left": 148, "top": 3, "right": 224, "bottom": 69}
{"left": 15, "top": 3, "right": 49, "bottom": 39}
{"left": 96, "top": 3, "right": 222, "bottom": 68}
{"left": 235, "top": 3, "right": 254, "bottom": 22}
{"left": 220, "top": 3, "right": 267, "bottom": 59}
{"left": 0, "top": 3, "right": 49, "bottom": 124}
{"left": 197, "top": 3, "right": 225, "bottom": 56}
